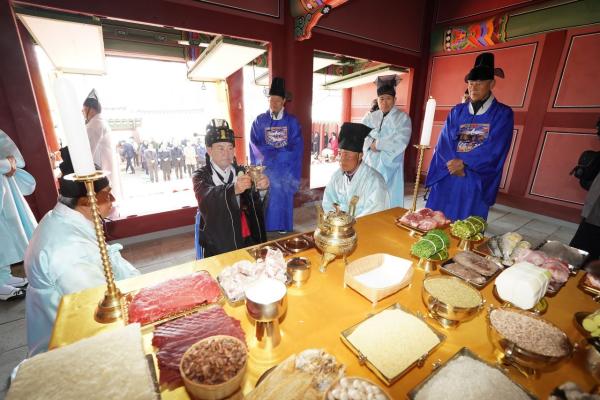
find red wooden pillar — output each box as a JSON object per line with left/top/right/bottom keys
{"left": 341, "top": 88, "right": 351, "bottom": 123}
{"left": 226, "top": 68, "right": 246, "bottom": 164}
{"left": 0, "top": 1, "right": 58, "bottom": 219}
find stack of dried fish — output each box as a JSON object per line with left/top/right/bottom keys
{"left": 411, "top": 230, "right": 450, "bottom": 261}
{"left": 450, "top": 216, "right": 486, "bottom": 241}
{"left": 486, "top": 232, "right": 531, "bottom": 266}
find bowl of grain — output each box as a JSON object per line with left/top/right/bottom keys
{"left": 180, "top": 335, "right": 247, "bottom": 400}
{"left": 323, "top": 376, "right": 391, "bottom": 400}
{"left": 422, "top": 276, "right": 483, "bottom": 326}
{"left": 487, "top": 307, "right": 573, "bottom": 371}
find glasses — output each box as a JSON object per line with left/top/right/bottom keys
{"left": 467, "top": 80, "right": 491, "bottom": 87}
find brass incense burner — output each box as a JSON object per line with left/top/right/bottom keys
{"left": 314, "top": 196, "right": 359, "bottom": 272}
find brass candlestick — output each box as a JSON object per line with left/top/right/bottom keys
{"left": 66, "top": 171, "right": 123, "bottom": 323}
{"left": 411, "top": 144, "right": 430, "bottom": 212}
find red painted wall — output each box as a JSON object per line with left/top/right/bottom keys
{"left": 424, "top": 24, "right": 600, "bottom": 222}
{"left": 435, "top": 0, "right": 545, "bottom": 23}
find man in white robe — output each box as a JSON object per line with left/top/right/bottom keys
{"left": 0, "top": 129, "right": 35, "bottom": 300}
{"left": 323, "top": 123, "right": 389, "bottom": 217}
{"left": 83, "top": 89, "right": 122, "bottom": 202}
{"left": 24, "top": 147, "right": 139, "bottom": 356}
{"left": 361, "top": 75, "right": 412, "bottom": 207}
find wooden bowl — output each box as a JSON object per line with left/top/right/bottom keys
{"left": 180, "top": 335, "right": 247, "bottom": 400}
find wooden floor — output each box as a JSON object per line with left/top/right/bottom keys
{"left": 0, "top": 193, "right": 578, "bottom": 399}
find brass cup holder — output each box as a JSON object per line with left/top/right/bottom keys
{"left": 245, "top": 278, "right": 287, "bottom": 349}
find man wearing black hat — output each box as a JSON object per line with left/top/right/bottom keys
{"left": 23, "top": 147, "right": 140, "bottom": 356}
{"left": 82, "top": 89, "right": 122, "bottom": 202}
{"left": 249, "top": 77, "right": 303, "bottom": 234}
{"left": 362, "top": 75, "right": 412, "bottom": 208}
{"left": 425, "top": 52, "right": 514, "bottom": 221}
{"left": 322, "top": 123, "right": 389, "bottom": 217}
{"left": 193, "top": 119, "right": 270, "bottom": 257}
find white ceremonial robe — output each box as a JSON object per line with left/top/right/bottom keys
{"left": 86, "top": 114, "right": 122, "bottom": 201}
{"left": 322, "top": 163, "right": 389, "bottom": 218}
{"left": 24, "top": 203, "right": 140, "bottom": 356}
{"left": 0, "top": 130, "right": 37, "bottom": 284}
{"left": 361, "top": 107, "right": 412, "bottom": 208}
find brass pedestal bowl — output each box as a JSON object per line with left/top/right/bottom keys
{"left": 245, "top": 278, "right": 287, "bottom": 349}
{"left": 422, "top": 276, "right": 483, "bottom": 328}
{"left": 487, "top": 307, "right": 573, "bottom": 377}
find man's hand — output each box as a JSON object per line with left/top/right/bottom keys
{"left": 370, "top": 140, "right": 379, "bottom": 152}
{"left": 234, "top": 174, "right": 252, "bottom": 194}
{"left": 255, "top": 174, "right": 270, "bottom": 190}
{"left": 446, "top": 158, "right": 465, "bottom": 176}
{"left": 4, "top": 156, "right": 17, "bottom": 177}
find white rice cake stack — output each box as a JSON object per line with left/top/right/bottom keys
{"left": 7, "top": 324, "right": 157, "bottom": 400}
{"left": 347, "top": 308, "right": 440, "bottom": 379}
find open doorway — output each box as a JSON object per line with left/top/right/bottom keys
{"left": 18, "top": 8, "right": 268, "bottom": 219}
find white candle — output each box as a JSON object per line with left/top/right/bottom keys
{"left": 420, "top": 97, "right": 436, "bottom": 146}
{"left": 53, "top": 77, "right": 96, "bottom": 176}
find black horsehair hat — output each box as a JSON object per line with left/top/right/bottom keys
{"left": 465, "top": 52, "right": 505, "bottom": 82}
{"left": 376, "top": 74, "right": 399, "bottom": 97}
{"left": 83, "top": 88, "right": 101, "bottom": 112}
{"left": 58, "top": 147, "right": 109, "bottom": 198}
{"left": 269, "top": 77, "right": 286, "bottom": 98}
{"left": 205, "top": 119, "right": 237, "bottom": 147}
{"left": 339, "top": 123, "right": 372, "bottom": 153}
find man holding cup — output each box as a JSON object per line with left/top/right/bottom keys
{"left": 193, "top": 119, "right": 270, "bottom": 257}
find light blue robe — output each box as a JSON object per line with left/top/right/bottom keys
{"left": 322, "top": 163, "right": 390, "bottom": 218}
{"left": 0, "top": 130, "right": 37, "bottom": 285}
{"left": 361, "top": 107, "right": 412, "bottom": 208}
{"left": 24, "top": 203, "right": 140, "bottom": 356}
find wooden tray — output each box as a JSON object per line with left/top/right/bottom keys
{"left": 344, "top": 253, "right": 413, "bottom": 306}
{"left": 340, "top": 303, "right": 445, "bottom": 386}
{"left": 407, "top": 347, "right": 537, "bottom": 399}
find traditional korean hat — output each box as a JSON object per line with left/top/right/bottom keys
{"left": 83, "top": 88, "right": 102, "bottom": 112}
{"left": 338, "top": 122, "right": 372, "bottom": 153}
{"left": 268, "top": 77, "right": 286, "bottom": 98}
{"left": 464, "top": 52, "right": 505, "bottom": 82}
{"left": 376, "top": 74, "right": 399, "bottom": 97}
{"left": 205, "top": 119, "right": 236, "bottom": 147}
{"left": 58, "top": 147, "right": 109, "bottom": 198}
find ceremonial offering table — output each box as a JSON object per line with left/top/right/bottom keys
{"left": 50, "top": 208, "right": 597, "bottom": 398}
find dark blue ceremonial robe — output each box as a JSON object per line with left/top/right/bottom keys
{"left": 250, "top": 109, "right": 303, "bottom": 232}
{"left": 425, "top": 95, "right": 513, "bottom": 221}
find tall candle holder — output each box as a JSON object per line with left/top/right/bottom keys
{"left": 410, "top": 144, "right": 430, "bottom": 212}
{"left": 65, "top": 171, "right": 122, "bottom": 323}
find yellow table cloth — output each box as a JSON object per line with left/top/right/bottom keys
{"left": 50, "top": 208, "right": 597, "bottom": 398}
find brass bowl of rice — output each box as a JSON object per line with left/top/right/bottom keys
{"left": 422, "top": 276, "right": 483, "bottom": 325}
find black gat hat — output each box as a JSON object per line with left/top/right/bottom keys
{"left": 205, "top": 119, "right": 236, "bottom": 147}
{"left": 339, "top": 123, "right": 372, "bottom": 153}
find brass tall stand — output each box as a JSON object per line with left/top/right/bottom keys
{"left": 67, "top": 172, "right": 123, "bottom": 323}
{"left": 411, "top": 144, "right": 430, "bottom": 212}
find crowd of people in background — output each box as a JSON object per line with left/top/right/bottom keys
{"left": 115, "top": 137, "right": 207, "bottom": 183}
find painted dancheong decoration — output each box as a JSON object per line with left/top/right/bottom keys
{"left": 444, "top": 15, "right": 508, "bottom": 52}
{"left": 291, "top": 0, "right": 350, "bottom": 41}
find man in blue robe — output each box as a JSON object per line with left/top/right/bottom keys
{"left": 24, "top": 147, "right": 139, "bottom": 355}
{"left": 0, "top": 129, "right": 34, "bottom": 300}
{"left": 322, "top": 123, "right": 389, "bottom": 217}
{"left": 250, "top": 77, "right": 303, "bottom": 233}
{"left": 425, "top": 53, "right": 513, "bottom": 221}
{"left": 362, "top": 75, "right": 412, "bottom": 208}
